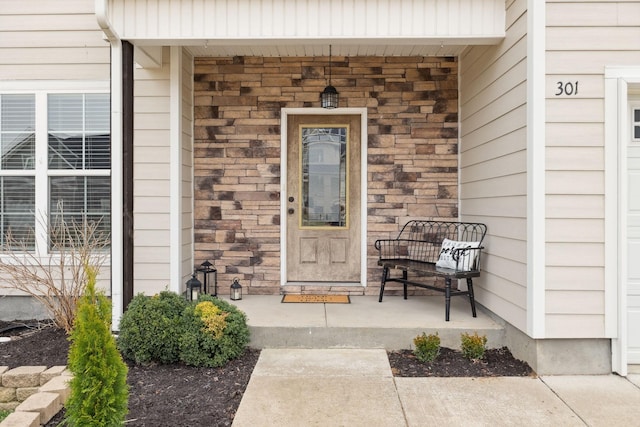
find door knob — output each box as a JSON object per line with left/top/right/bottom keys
{"left": 288, "top": 196, "right": 294, "bottom": 202}
{"left": 288, "top": 208, "right": 295, "bottom": 215}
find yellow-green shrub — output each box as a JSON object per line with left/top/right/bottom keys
{"left": 460, "top": 332, "right": 488, "bottom": 360}
{"left": 195, "top": 301, "right": 229, "bottom": 339}
{"left": 413, "top": 332, "right": 440, "bottom": 362}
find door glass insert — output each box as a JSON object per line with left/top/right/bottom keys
{"left": 300, "top": 125, "right": 348, "bottom": 228}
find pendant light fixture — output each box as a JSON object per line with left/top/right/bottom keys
{"left": 321, "top": 45, "right": 339, "bottom": 109}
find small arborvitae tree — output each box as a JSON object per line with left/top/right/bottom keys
{"left": 65, "top": 267, "right": 129, "bottom": 426}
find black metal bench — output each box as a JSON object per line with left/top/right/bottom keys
{"left": 375, "top": 220, "right": 487, "bottom": 321}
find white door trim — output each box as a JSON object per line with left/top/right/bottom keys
{"left": 280, "top": 108, "right": 368, "bottom": 288}
{"left": 605, "top": 66, "right": 640, "bottom": 376}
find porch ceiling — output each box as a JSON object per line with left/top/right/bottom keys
{"left": 184, "top": 42, "right": 469, "bottom": 58}
{"left": 128, "top": 39, "right": 476, "bottom": 58}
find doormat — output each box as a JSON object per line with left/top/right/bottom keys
{"left": 281, "top": 294, "right": 350, "bottom": 304}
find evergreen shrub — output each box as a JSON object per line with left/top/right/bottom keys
{"left": 413, "top": 332, "right": 441, "bottom": 362}
{"left": 117, "top": 291, "right": 187, "bottom": 364}
{"left": 179, "top": 295, "right": 250, "bottom": 367}
{"left": 65, "top": 268, "right": 129, "bottom": 426}
{"left": 460, "top": 331, "right": 488, "bottom": 360}
{"left": 117, "top": 292, "right": 250, "bottom": 368}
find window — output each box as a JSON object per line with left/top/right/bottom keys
{"left": 0, "top": 92, "right": 110, "bottom": 253}
{"left": 634, "top": 107, "right": 640, "bottom": 141}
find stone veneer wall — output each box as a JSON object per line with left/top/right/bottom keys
{"left": 193, "top": 56, "right": 458, "bottom": 295}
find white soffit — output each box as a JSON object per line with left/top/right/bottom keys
{"left": 107, "top": 0, "right": 505, "bottom": 57}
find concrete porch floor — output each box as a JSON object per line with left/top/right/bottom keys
{"left": 222, "top": 295, "right": 505, "bottom": 351}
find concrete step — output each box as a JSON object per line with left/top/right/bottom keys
{"left": 224, "top": 295, "right": 505, "bottom": 350}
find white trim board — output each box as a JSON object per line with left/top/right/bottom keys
{"left": 604, "top": 66, "right": 640, "bottom": 377}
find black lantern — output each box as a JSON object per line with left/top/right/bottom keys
{"left": 321, "top": 45, "right": 339, "bottom": 109}
{"left": 186, "top": 273, "right": 202, "bottom": 301}
{"left": 197, "top": 260, "right": 217, "bottom": 297}
{"left": 230, "top": 277, "right": 242, "bottom": 301}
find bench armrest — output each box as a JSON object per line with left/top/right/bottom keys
{"left": 375, "top": 239, "right": 413, "bottom": 259}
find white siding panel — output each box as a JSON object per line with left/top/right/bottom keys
{"left": 134, "top": 164, "right": 170, "bottom": 180}
{"left": 546, "top": 194, "right": 604, "bottom": 219}
{"left": 546, "top": 99, "right": 603, "bottom": 123}
{"left": 546, "top": 242, "right": 604, "bottom": 267}
{"left": 135, "top": 213, "right": 170, "bottom": 230}
{"left": 547, "top": 266, "right": 604, "bottom": 291}
{"left": 545, "top": 75, "right": 603, "bottom": 98}
{"left": 461, "top": 174, "right": 526, "bottom": 199}
{"left": 546, "top": 171, "right": 604, "bottom": 194}
{"left": 135, "top": 97, "right": 171, "bottom": 113}
{"left": 546, "top": 147, "right": 603, "bottom": 171}
{"left": 134, "top": 230, "right": 170, "bottom": 247}
{"left": 461, "top": 109, "right": 527, "bottom": 152}
{"left": 545, "top": 315, "right": 605, "bottom": 338}
{"left": 546, "top": 123, "right": 603, "bottom": 147}
{"left": 459, "top": 0, "right": 527, "bottom": 333}
{"left": 474, "top": 276, "right": 527, "bottom": 331}
{"left": 0, "top": 5, "right": 110, "bottom": 79}
{"left": 134, "top": 130, "right": 171, "bottom": 147}
{"left": 0, "top": 64, "right": 110, "bottom": 81}
{"left": 133, "top": 247, "right": 171, "bottom": 264}
{"left": 133, "top": 50, "right": 173, "bottom": 294}
{"left": 546, "top": 3, "right": 619, "bottom": 27}
{"left": 0, "top": 0, "right": 93, "bottom": 14}
{"left": 546, "top": 290, "right": 604, "bottom": 315}
{"left": 547, "top": 51, "right": 640, "bottom": 74}
{"left": 619, "top": 3, "right": 640, "bottom": 26}
{"left": 133, "top": 263, "right": 170, "bottom": 280}
{"left": 462, "top": 151, "right": 527, "bottom": 186}
{"left": 135, "top": 146, "right": 171, "bottom": 163}
{"left": 0, "top": 48, "right": 109, "bottom": 65}
{"left": 462, "top": 196, "right": 527, "bottom": 218}
{"left": 134, "top": 197, "right": 171, "bottom": 213}
{"left": 546, "top": 218, "right": 604, "bottom": 243}
{"left": 547, "top": 27, "right": 640, "bottom": 51}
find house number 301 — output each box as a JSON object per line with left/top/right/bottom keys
{"left": 555, "top": 81, "right": 579, "bottom": 96}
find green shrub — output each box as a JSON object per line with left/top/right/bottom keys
{"left": 117, "top": 292, "right": 250, "bottom": 368}
{"left": 0, "top": 410, "right": 11, "bottom": 422}
{"left": 65, "top": 268, "right": 129, "bottom": 426}
{"left": 413, "top": 332, "right": 440, "bottom": 362}
{"left": 117, "top": 291, "right": 187, "bottom": 364}
{"left": 460, "top": 332, "right": 488, "bottom": 360}
{"left": 179, "top": 295, "right": 250, "bottom": 367}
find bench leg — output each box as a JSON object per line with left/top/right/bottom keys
{"left": 467, "top": 278, "right": 477, "bottom": 317}
{"left": 445, "top": 278, "right": 451, "bottom": 321}
{"left": 378, "top": 267, "right": 389, "bottom": 302}
{"left": 403, "top": 270, "right": 408, "bottom": 300}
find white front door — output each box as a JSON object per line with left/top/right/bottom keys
{"left": 628, "top": 101, "right": 640, "bottom": 363}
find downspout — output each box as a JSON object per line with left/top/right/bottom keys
{"left": 96, "top": 0, "right": 124, "bottom": 330}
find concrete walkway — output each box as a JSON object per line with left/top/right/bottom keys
{"left": 232, "top": 348, "right": 640, "bottom": 427}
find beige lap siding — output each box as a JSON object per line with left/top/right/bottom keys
{"left": 193, "top": 56, "right": 458, "bottom": 295}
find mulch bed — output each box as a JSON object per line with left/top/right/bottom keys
{"left": 1, "top": 320, "right": 534, "bottom": 426}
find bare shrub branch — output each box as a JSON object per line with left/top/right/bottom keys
{"left": 0, "top": 203, "right": 110, "bottom": 333}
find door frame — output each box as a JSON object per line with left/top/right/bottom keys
{"left": 605, "top": 67, "right": 640, "bottom": 376}
{"left": 280, "top": 108, "right": 368, "bottom": 288}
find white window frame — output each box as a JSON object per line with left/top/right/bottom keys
{"left": 0, "top": 81, "right": 110, "bottom": 259}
